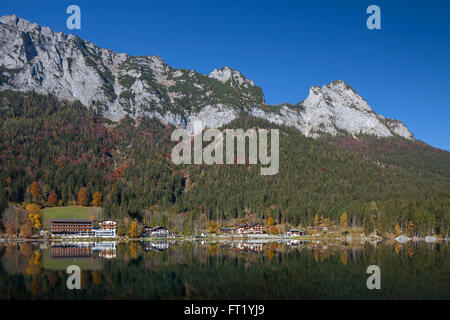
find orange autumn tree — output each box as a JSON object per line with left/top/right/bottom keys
{"left": 92, "top": 191, "right": 102, "bottom": 207}
{"left": 269, "top": 226, "right": 279, "bottom": 234}
{"left": 30, "top": 182, "right": 41, "bottom": 201}
{"left": 20, "top": 220, "right": 34, "bottom": 238}
{"left": 266, "top": 217, "right": 275, "bottom": 226}
{"left": 25, "top": 204, "right": 43, "bottom": 230}
{"left": 48, "top": 190, "right": 58, "bottom": 207}
{"left": 77, "top": 187, "right": 89, "bottom": 206}
{"left": 208, "top": 220, "right": 218, "bottom": 233}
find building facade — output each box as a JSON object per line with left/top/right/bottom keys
{"left": 235, "top": 223, "right": 264, "bottom": 234}
{"left": 143, "top": 226, "right": 171, "bottom": 237}
{"left": 99, "top": 220, "right": 117, "bottom": 230}
{"left": 50, "top": 219, "right": 93, "bottom": 237}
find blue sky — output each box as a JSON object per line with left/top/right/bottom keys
{"left": 1, "top": 0, "right": 449, "bottom": 150}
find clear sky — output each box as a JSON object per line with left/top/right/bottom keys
{"left": 1, "top": 0, "right": 449, "bottom": 150}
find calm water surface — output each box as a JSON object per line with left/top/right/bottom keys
{"left": 0, "top": 240, "right": 448, "bottom": 299}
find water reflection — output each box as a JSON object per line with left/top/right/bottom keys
{"left": 0, "top": 240, "right": 448, "bottom": 299}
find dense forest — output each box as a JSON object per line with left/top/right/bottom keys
{"left": 0, "top": 91, "right": 449, "bottom": 236}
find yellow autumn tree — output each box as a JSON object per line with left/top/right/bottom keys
{"left": 394, "top": 224, "right": 401, "bottom": 236}
{"left": 25, "top": 204, "right": 43, "bottom": 230}
{"left": 92, "top": 191, "right": 102, "bottom": 207}
{"left": 314, "top": 214, "right": 319, "bottom": 226}
{"left": 129, "top": 219, "right": 139, "bottom": 238}
{"left": 266, "top": 217, "right": 274, "bottom": 226}
{"left": 340, "top": 212, "right": 348, "bottom": 229}
{"left": 77, "top": 187, "right": 89, "bottom": 206}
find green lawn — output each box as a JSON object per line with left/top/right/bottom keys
{"left": 42, "top": 206, "right": 101, "bottom": 228}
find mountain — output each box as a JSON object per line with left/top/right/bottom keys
{"left": 0, "top": 15, "right": 412, "bottom": 139}
{"left": 0, "top": 15, "right": 448, "bottom": 237}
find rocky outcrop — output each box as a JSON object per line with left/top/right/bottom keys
{"left": 0, "top": 15, "right": 414, "bottom": 139}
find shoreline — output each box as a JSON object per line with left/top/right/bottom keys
{"left": 0, "top": 234, "right": 447, "bottom": 244}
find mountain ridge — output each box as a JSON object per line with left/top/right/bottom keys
{"left": 0, "top": 14, "right": 413, "bottom": 140}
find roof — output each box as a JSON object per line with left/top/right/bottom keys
{"left": 236, "top": 223, "right": 263, "bottom": 228}
{"left": 248, "top": 223, "right": 263, "bottom": 227}
{"left": 145, "top": 226, "right": 169, "bottom": 231}
{"left": 51, "top": 219, "right": 93, "bottom": 223}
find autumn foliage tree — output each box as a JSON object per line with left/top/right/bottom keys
{"left": 92, "top": 191, "right": 102, "bottom": 207}
{"left": 129, "top": 219, "right": 139, "bottom": 238}
{"left": 1, "top": 206, "right": 27, "bottom": 236}
{"left": 48, "top": 190, "right": 58, "bottom": 207}
{"left": 77, "top": 187, "right": 89, "bottom": 206}
{"left": 314, "top": 214, "right": 319, "bottom": 226}
{"left": 208, "top": 220, "right": 218, "bottom": 233}
{"left": 30, "top": 182, "right": 41, "bottom": 201}
{"left": 269, "top": 226, "right": 279, "bottom": 234}
{"left": 25, "top": 204, "right": 43, "bottom": 230}
{"left": 266, "top": 217, "right": 274, "bottom": 226}
{"left": 340, "top": 212, "right": 348, "bottom": 229}
{"left": 19, "top": 219, "right": 34, "bottom": 238}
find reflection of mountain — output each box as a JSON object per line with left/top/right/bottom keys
{"left": 143, "top": 241, "right": 171, "bottom": 252}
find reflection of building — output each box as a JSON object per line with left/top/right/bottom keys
{"left": 143, "top": 226, "right": 171, "bottom": 237}
{"left": 143, "top": 241, "right": 171, "bottom": 251}
{"left": 50, "top": 219, "right": 93, "bottom": 237}
{"left": 93, "top": 242, "right": 117, "bottom": 259}
{"left": 286, "top": 229, "right": 306, "bottom": 237}
{"left": 220, "top": 241, "right": 265, "bottom": 253}
{"left": 236, "top": 242, "right": 264, "bottom": 253}
{"left": 286, "top": 240, "right": 307, "bottom": 247}
{"left": 51, "top": 243, "right": 93, "bottom": 258}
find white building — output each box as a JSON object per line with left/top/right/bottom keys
{"left": 93, "top": 228, "right": 116, "bottom": 238}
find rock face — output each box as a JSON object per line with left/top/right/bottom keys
{"left": 0, "top": 15, "right": 413, "bottom": 139}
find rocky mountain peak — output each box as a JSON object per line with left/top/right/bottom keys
{"left": 209, "top": 66, "right": 256, "bottom": 88}
{"left": 0, "top": 15, "right": 413, "bottom": 140}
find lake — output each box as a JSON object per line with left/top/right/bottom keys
{"left": 0, "top": 240, "right": 448, "bottom": 299}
